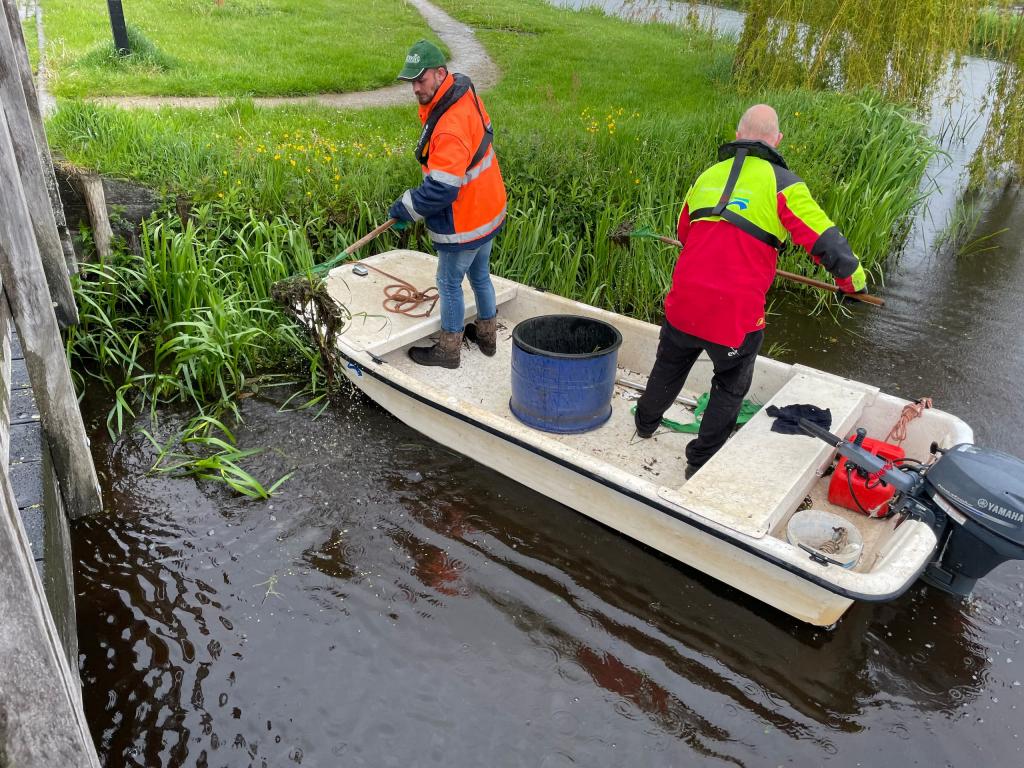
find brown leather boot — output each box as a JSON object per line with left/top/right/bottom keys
{"left": 409, "top": 330, "right": 462, "bottom": 369}
{"left": 468, "top": 317, "right": 497, "bottom": 357}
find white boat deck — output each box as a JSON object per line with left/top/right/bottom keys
{"left": 660, "top": 372, "right": 876, "bottom": 538}
{"left": 386, "top": 331, "right": 898, "bottom": 569}
{"left": 387, "top": 323, "right": 702, "bottom": 493}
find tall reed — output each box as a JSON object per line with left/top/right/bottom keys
{"left": 68, "top": 203, "right": 327, "bottom": 434}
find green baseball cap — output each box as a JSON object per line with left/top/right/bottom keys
{"left": 397, "top": 39, "right": 446, "bottom": 81}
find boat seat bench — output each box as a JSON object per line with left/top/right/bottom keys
{"left": 326, "top": 250, "right": 518, "bottom": 356}
{"left": 658, "top": 371, "right": 878, "bottom": 539}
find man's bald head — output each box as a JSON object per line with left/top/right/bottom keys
{"left": 736, "top": 104, "right": 783, "bottom": 148}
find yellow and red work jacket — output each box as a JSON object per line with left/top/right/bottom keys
{"left": 665, "top": 140, "right": 866, "bottom": 347}
{"left": 389, "top": 73, "right": 507, "bottom": 251}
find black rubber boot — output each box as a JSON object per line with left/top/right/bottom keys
{"left": 409, "top": 330, "right": 462, "bottom": 369}
{"left": 466, "top": 317, "right": 497, "bottom": 357}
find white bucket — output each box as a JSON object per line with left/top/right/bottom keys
{"left": 787, "top": 510, "right": 864, "bottom": 569}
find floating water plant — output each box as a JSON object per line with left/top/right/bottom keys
{"left": 142, "top": 414, "right": 292, "bottom": 499}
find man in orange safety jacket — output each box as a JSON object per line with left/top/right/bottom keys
{"left": 635, "top": 104, "right": 869, "bottom": 477}
{"left": 389, "top": 40, "right": 507, "bottom": 369}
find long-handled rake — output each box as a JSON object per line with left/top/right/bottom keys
{"left": 611, "top": 222, "right": 885, "bottom": 307}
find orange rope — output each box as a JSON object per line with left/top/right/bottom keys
{"left": 356, "top": 262, "right": 439, "bottom": 318}
{"left": 886, "top": 397, "right": 933, "bottom": 445}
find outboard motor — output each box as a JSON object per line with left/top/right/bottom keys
{"left": 799, "top": 420, "right": 1024, "bottom": 599}
{"left": 920, "top": 444, "right": 1024, "bottom": 595}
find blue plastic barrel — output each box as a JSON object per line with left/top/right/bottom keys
{"left": 509, "top": 314, "right": 623, "bottom": 434}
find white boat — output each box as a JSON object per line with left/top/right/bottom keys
{"left": 300, "top": 249, "right": 979, "bottom": 626}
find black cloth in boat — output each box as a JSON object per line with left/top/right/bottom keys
{"left": 765, "top": 403, "right": 832, "bottom": 435}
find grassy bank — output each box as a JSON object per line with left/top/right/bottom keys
{"left": 69, "top": 204, "right": 326, "bottom": 431}
{"left": 53, "top": 0, "right": 935, "bottom": 437}
{"left": 42, "top": 0, "right": 439, "bottom": 97}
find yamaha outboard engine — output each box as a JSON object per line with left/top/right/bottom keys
{"left": 921, "top": 444, "right": 1024, "bottom": 596}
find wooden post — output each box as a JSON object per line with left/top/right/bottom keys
{"left": 1, "top": 0, "right": 78, "bottom": 276}
{"left": 0, "top": 106, "right": 102, "bottom": 519}
{"left": 106, "top": 0, "right": 130, "bottom": 55}
{"left": 71, "top": 170, "right": 114, "bottom": 262}
{"left": 0, "top": 14, "right": 78, "bottom": 328}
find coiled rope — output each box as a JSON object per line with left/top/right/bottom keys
{"left": 356, "top": 261, "right": 439, "bottom": 318}
{"left": 886, "top": 397, "right": 933, "bottom": 445}
{"left": 290, "top": 219, "right": 439, "bottom": 318}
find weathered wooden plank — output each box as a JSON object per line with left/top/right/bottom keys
{"left": 0, "top": 10, "right": 77, "bottom": 327}
{"left": 0, "top": 293, "right": 10, "bottom": 467}
{"left": 1, "top": 0, "right": 77, "bottom": 275}
{"left": 42, "top": 444, "right": 81, "bottom": 706}
{"left": 1, "top": 0, "right": 79, "bottom": 275}
{"left": 0, "top": 461, "right": 99, "bottom": 767}
{"left": 0, "top": 105, "right": 102, "bottom": 519}
{"left": 56, "top": 163, "right": 160, "bottom": 260}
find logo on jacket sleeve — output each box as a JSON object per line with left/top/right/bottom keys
{"left": 727, "top": 197, "right": 750, "bottom": 210}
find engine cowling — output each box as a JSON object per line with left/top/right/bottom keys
{"left": 921, "top": 444, "right": 1024, "bottom": 596}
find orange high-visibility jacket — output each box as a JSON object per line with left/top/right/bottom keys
{"left": 390, "top": 73, "right": 507, "bottom": 251}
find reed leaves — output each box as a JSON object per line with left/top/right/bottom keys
{"left": 70, "top": 204, "right": 330, "bottom": 420}
{"left": 142, "top": 414, "right": 293, "bottom": 500}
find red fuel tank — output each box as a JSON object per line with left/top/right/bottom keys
{"left": 828, "top": 436, "right": 906, "bottom": 517}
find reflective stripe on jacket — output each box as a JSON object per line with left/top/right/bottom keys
{"left": 392, "top": 73, "right": 507, "bottom": 251}
{"left": 664, "top": 140, "right": 862, "bottom": 347}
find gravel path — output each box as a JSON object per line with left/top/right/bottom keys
{"left": 39, "top": 0, "right": 499, "bottom": 112}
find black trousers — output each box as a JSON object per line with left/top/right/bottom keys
{"left": 635, "top": 322, "right": 764, "bottom": 467}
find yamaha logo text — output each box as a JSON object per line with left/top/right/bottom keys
{"left": 978, "top": 498, "right": 1024, "bottom": 523}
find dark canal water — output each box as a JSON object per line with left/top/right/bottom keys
{"left": 73, "top": 3, "right": 1024, "bottom": 766}
{"left": 73, "top": 373, "right": 1024, "bottom": 768}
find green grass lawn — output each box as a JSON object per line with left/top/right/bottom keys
{"left": 41, "top": 0, "right": 441, "bottom": 97}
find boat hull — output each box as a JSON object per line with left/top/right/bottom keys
{"left": 340, "top": 358, "right": 854, "bottom": 626}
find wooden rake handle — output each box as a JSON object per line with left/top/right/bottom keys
{"left": 343, "top": 217, "right": 398, "bottom": 256}
{"left": 652, "top": 234, "right": 885, "bottom": 307}
{"left": 775, "top": 269, "right": 885, "bottom": 306}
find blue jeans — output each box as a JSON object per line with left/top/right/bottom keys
{"left": 436, "top": 239, "right": 497, "bottom": 333}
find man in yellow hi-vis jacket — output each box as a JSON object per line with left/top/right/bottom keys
{"left": 636, "top": 104, "right": 868, "bottom": 475}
